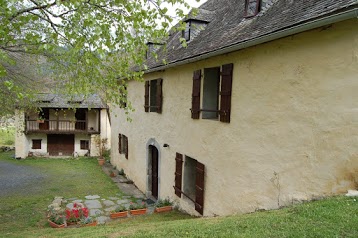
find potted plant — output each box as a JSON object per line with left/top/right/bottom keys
{"left": 110, "top": 205, "right": 128, "bottom": 219}
{"left": 47, "top": 208, "right": 66, "bottom": 228}
{"left": 154, "top": 197, "right": 173, "bottom": 213}
{"left": 65, "top": 202, "right": 89, "bottom": 226}
{"left": 129, "top": 201, "right": 147, "bottom": 216}
{"left": 94, "top": 137, "right": 108, "bottom": 166}
{"left": 79, "top": 217, "right": 97, "bottom": 227}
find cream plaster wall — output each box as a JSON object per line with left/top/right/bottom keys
{"left": 15, "top": 110, "right": 27, "bottom": 158}
{"left": 119, "top": 19, "right": 357, "bottom": 216}
{"left": 27, "top": 134, "right": 48, "bottom": 156}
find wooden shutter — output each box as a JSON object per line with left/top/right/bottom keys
{"left": 124, "top": 136, "right": 128, "bottom": 159}
{"left": 220, "top": 63, "right": 234, "bottom": 123}
{"left": 191, "top": 70, "right": 201, "bottom": 119}
{"left": 174, "top": 153, "right": 183, "bottom": 197}
{"left": 144, "top": 81, "right": 150, "bottom": 112}
{"left": 118, "top": 134, "right": 122, "bottom": 154}
{"left": 195, "top": 161, "right": 205, "bottom": 215}
{"left": 156, "top": 78, "right": 163, "bottom": 113}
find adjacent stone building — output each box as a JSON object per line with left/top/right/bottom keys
{"left": 15, "top": 94, "right": 111, "bottom": 158}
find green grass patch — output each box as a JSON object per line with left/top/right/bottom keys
{"left": 0, "top": 127, "right": 15, "bottom": 146}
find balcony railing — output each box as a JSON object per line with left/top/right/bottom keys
{"left": 25, "top": 120, "right": 99, "bottom": 134}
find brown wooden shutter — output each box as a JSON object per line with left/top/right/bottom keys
{"left": 144, "top": 81, "right": 150, "bottom": 112}
{"left": 156, "top": 78, "right": 163, "bottom": 113}
{"left": 124, "top": 135, "right": 128, "bottom": 159}
{"left": 195, "top": 161, "right": 205, "bottom": 215}
{"left": 118, "top": 134, "right": 122, "bottom": 154}
{"left": 220, "top": 63, "right": 234, "bottom": 123}
{"left": 174, "top": 153, "right": 183, "bottom": 197}
{"left": 191, "top": 70, "right": 201, "bottom": 119}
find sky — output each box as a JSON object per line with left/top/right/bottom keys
{"left": 164, "top": 0, "right": 208, "bottom": 24}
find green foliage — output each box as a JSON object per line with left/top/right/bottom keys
{"left": 129, "top": 201, "right": 147, "bottom": 210}
{"left": 113, "top": 205, "right": 127, "bottom": 213}
{"left": 155, "top": 197, "right": 173, "bottom": 208}
{"left": 0, "top": 0, "right": 194, "bottom": 117}
{"left": 0, "top": 127, "right": 15, "bottom": 146}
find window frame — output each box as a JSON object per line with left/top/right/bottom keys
{"left": 144, "top": 78, "right": 163, "bottom": 113}
{"left": 32, "top": 139, "right": 42, "bottom": 149}
{"left": 244, "top": 0, "right": 260, "bottom": 18}
{"left": 80, "top": 140, "right": 89, "bottom": 150}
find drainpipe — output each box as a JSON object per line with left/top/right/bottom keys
{"left": 145, "top": 7, "right": 358, "bottom": 73}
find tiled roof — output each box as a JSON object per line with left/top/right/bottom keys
{"left": 34, "top": 93, "right": 107, "bottom": 109}
{"left": 145, "top": 0, "right": 357, "bottom": 71}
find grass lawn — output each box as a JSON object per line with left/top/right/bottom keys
{"left": 0, "top": 127, "right": 15, "bottom": 146}
{"left": 1, "top": 151, "right": 357, "bottom": 238}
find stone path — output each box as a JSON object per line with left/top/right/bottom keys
{"left": 49, "top": 162, "right": 157, "bottom": 225}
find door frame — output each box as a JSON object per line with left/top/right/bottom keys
{"left": 145, "top": 138, "right": 161, "bottom": 200}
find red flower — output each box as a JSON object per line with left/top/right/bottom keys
{"left": 65, "top": 209, "right": 71, "bottom": 219}
{"left": 73, "top": 203, "right": 77, "bottom": 208}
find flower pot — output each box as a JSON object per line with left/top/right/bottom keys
{"left": 37, "top": 120, "right": 45, "bottom": 123}
{"left": 110, "top": 211, "right": 128, "bottom": 219}
{"left": 48, "top": 219, "right": 65, "bottom": 228}
{"left": 155, "top": 206, "right": 173, "bottom": 213}
{"left": 98, "top": 158, "right": 105, "bottom": 166}
{"left": 81, "top": 221, "right": 97, "bottom": 227}
{"left": 66, "top": 221, "right": 78, "bottom": 226}
{"left": 130, "top": 208, "right": 147, "bottom": 216}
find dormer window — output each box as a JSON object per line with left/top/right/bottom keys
{"left": 183, "top": 21, "right": 191, "bottom": 41}
{"left": 245, "top": 0, "right": 260, "bottom": 17}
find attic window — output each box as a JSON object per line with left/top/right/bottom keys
{"left": 38, "top": 100, "right": 51, "bottom": 103}
{"left": 182, "top": 21, "right": 191, "bottom": 41}
{"left": 245, "top": 0, "right": 260, "bottom": 17}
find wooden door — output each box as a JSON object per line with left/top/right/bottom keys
{"left": 39, "top": 108, "right": 49, "bottom": 130}
{"left": 151, "top": 146, "right": 159, "bottom": 199}
{"left": 47, "top": 134, "right": 75, "bottom": 156}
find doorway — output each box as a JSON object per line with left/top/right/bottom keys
{"left": 47, "top": 134, "right": 74, "bottom": 156}
{"left": 149, "top": 145, "right": 159, "bottom": 199}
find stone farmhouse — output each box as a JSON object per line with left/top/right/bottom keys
{"left": 15, "top": 94, "right": 111, "bottom": 158}
{"left": 110, "top": 0, "right": 358, "bottom": 216}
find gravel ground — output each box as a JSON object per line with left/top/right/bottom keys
{"left": 0, "top": 160, "right": 48, "bottom": 197}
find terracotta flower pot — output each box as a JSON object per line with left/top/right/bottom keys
{"left": 81, "top": 221, "right": 97, "bottom": 227}
{"left": 155, "top": 206, "right": 173, "bottom": 213}
{"left": 48, "top": 219, "right": 65, "bottom": 228}
{"left": 110, "top": 211, "right": 128, "bottom": 219}
{"left": 130, "top": 208, "right": 147, "bottom": 216}
{"left": 98, "top": 158, "right": 105, "bottom": 166}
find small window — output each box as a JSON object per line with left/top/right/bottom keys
{"left": 202, "top": 67, "right": 220, "bottom": 120}
{"left": 118, "top": 134, "right": 128, "bottom": 159}
{"left": 245, "top": 0, "right": 260, "bottom": 17}
{"left": 174, "top": 154, "right": 205, "bottom": 215}
{"left": 32, "top": 139, "right": 41, "bottom": 149}
{"left": 182, "top": 21, "right": 191, "bottom": 41}
{"left": 183, "top": 156, "right": 197, "bottom": 201}
{"left": 144, "top": 79, "right": 163, "bottom": 113}
{"left": 80, "top": 140, "right": 89, "bottom": 150}
{"left": 191, "top": 64, "right": 233, "bottom": 123}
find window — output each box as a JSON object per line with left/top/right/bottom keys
{"left": 191, "top": 63, "right": 234, "bottom": 123}
{"left": 32, "top": 139, "right": 41, "bottom": 149}
{"left": 182, "top": 21, "right": 191, "bottom": 41}
{"left": 144, "top": 79, "right": 163, "bottom": 113}
{"left": 174, "top": 153, "right": 205, "bottom": 215}
{"left": 202, "top": 67, "right": 220, "bottom": 119}
{"left": 80, "top": 140, "right": 89, "bottom": 150}
{"left": 245, "top": 0, "right": 260, "bottom": 17}
{"left": 118, "top": 134, "right": 128, "bottom": 159}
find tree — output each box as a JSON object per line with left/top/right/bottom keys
{"left": 0, "top": 0, "right": 196, "bottom": 116}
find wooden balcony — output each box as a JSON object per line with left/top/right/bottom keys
{"left": 25, "top": 119, "right": 99, "bottom": 134}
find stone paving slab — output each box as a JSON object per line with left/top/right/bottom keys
{"left": 89, "top": 208, "right": 103, "bottom": 216}
{"left": 103, "top": 200, "right": 115, "bottom": 207}
{"left": 85, "top": 200, "right": 102, "bottom": 209}
{"left": 85, "top": 195, "right": 100, "bottom": 199}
